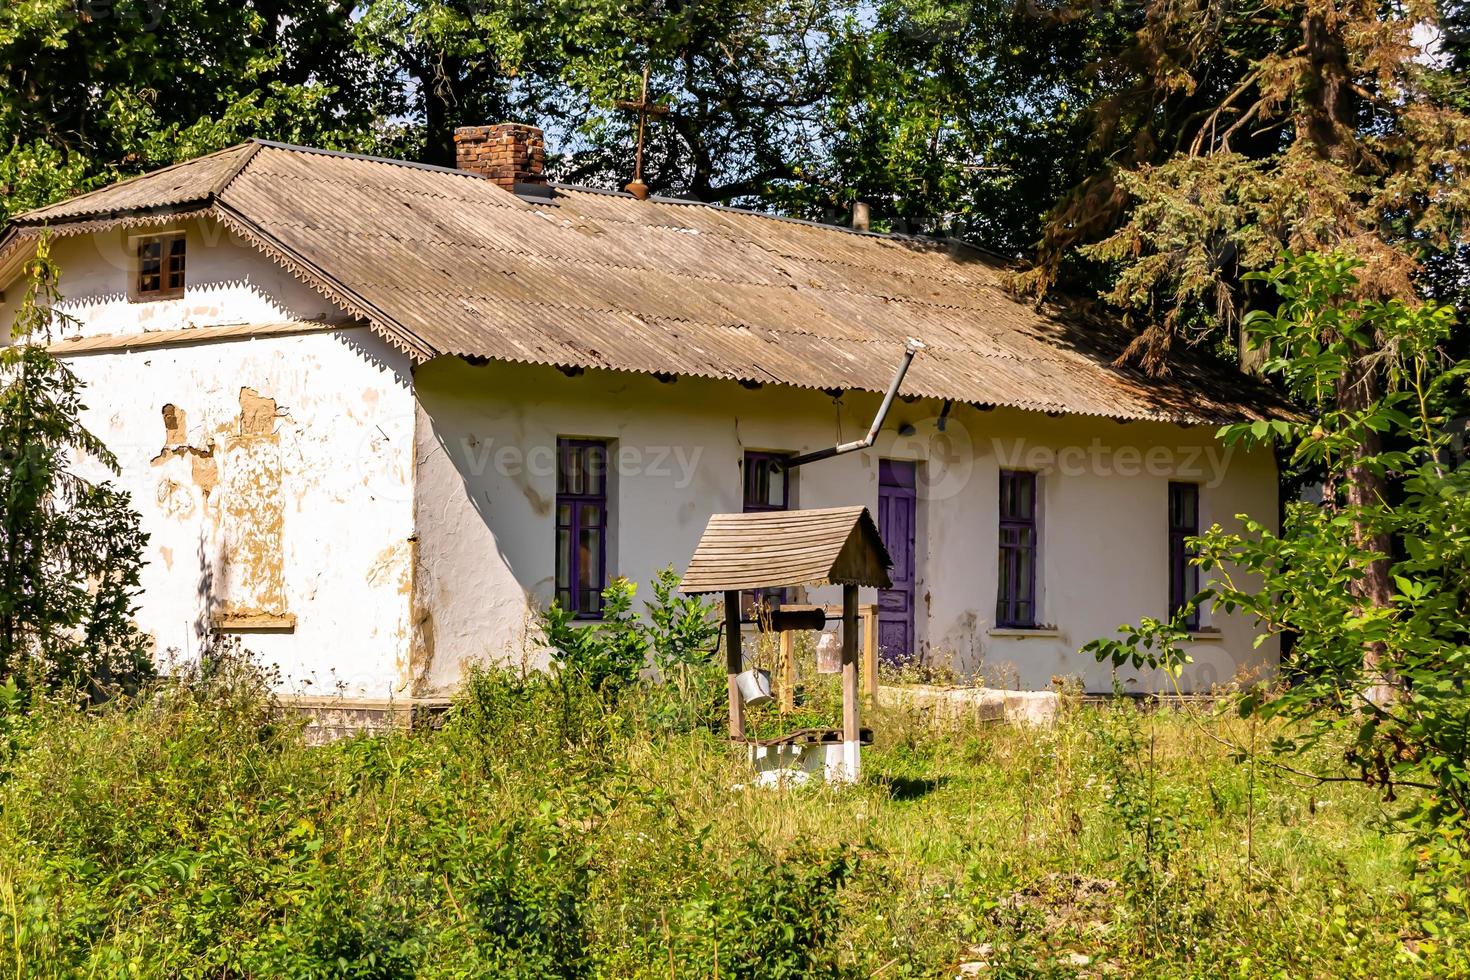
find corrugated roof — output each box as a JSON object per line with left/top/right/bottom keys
{"left": 17, "top": 144, "right": 259, "bottom": 222}
{"left": 8, "top": 139, "right": 1292, "bottom": 424}
{"left": 680, "top": 506, "right": 893, "bottom": 594}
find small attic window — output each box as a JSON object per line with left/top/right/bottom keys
{"left": 134, "top": 233, "right": 186, "bottom": 299}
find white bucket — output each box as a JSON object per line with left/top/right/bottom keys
{"left": 737, "top": 668, "right": 773, "bottom": 706}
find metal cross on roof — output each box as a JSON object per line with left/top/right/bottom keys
{"left": 614, "top": 65, "right": 669, "bottom": 201}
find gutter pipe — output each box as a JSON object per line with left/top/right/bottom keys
{"left": 782, "top": 337, "right": 926, "bottom": 470}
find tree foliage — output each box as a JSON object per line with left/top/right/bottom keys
{"left": 0, "top": 0, "right": 389, "bottom": 219}
{"left": 1089, "top": 252, "right": 1470, "bottom": 858}
{"left": 0, "top": 238, "right": 151, "bottom": 697}
{"left": 1023, "top": 0, "right": 1470, "bottom": 370}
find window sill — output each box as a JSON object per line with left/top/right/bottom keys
{"left": 1187, "top": 629, "right": 1223, "bottom": 642}
{"left": 212, "top": 612, "right": 296, "bottom": 632}
{"left": 988, "top": 626, "right": 1061, "bottom": 639}
{"left": 129, "top": 290, "right": 185, "bottom": 304}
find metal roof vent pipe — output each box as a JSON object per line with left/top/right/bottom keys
{"left": 852, "top": 200, "right": 871, "bottom": 232}
{"left": 783, "top": 338, "right": 925, "bottom": 470}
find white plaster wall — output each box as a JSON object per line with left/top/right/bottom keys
{"left": 0, "top": 216, "right": 337, "bottom": 340}
{"left": 413, "top": 359, "right": 1280, "bottom": 694}
{"left": 927, "top": 409, "right": 1280, "bottom": 693}
{"left": 62, "top": 327, "right": 417, "bottom": 698}
{"left": 2, "top": 220, "right": 415, "bottom": 697}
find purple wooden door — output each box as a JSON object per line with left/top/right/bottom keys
{"left": 877, "top": 460, "right": 917, "bottom": 662}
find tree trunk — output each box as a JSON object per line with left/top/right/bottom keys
{"left": 1339, "top": 356, "right": 1395, "bottom": 703}
{"left": 1301, "top": 4, "right": 1395, "bottom": 699}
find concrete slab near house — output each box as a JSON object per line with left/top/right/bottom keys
{"left": 882, "top": 684, "right": 1061, "bottom": 728}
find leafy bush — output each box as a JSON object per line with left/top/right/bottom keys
{"left": 0, "top": 239, "right": 152, "bottom": 699}
{"left": 541, "top": 577, "right": 650, "bottom": 696}
{"left": 644, "top": 565, "right": 721, "bottom": 674}
{"left": 539, "top": 568, "right": 726, "bottom": 734}
{"left": 705, "top": 843, "right": 860, "bottom": 979}
{"left": 1088, "top": 251, "right": 1470, "bottom": 970}
{"left": 0, "top": 658, "right": 1455, "bottom": 976}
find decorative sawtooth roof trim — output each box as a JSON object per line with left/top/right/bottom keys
{"left": 0, "top": 208, "right": 216, "bottom": 294}
{"left": 208, "top": 202, "right": 437, "bottom": 363}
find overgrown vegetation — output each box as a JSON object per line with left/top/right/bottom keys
{"left": 0, "top": 239, "right": 151, "bottom": 699}
{"left": 1089, "top": 251, "right": 1470, "bottom": 964}
{"left": 0, "top": 654, "right": 1455, "bottom": 977}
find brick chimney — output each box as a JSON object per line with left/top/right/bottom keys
{"left": 453, "top": 123, "right": 548, "bottom": 196}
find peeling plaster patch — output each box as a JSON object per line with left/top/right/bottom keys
{"left": 408, "top": 604, "right": 435, "bottom": 696}
{"left": 366, "top": 540, "right": 412, "bottom": 596}
{"left": 155, "top": 479, "right": 196, "bottom": 519}
{"left": 218, "top": 387, "right": 289, "bottom": 622}
{"left": 190, "top": 452, "right": 218, "bottom": 495}
{"left": 161, "top": 403, "right": 187, "bottom": 445}
{"left": 239, "top": 387, "right": 280, "bottom": 436}
{"left": 159, "top": 545, "right": 174, "bottom": 571}
{"left": 150, "top": 403, "right": 219, "bottom": 500}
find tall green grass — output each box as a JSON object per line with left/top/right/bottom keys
{"left": 0, "top": 658, "right": 1453, "bottom": 977}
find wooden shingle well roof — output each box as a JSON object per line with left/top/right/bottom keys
{"left": 3, "top": 139, "right": 1297, "bottom": 424}
{"left": 680, "top": 506, "right": 893, "bottom": 594}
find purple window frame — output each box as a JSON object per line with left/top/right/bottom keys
{"left": 996, "top": 470, "right": 1038, "bottom": 628}
{"left": 1168, "top": 482, "right": 1201, "bottom": 629}
{"left": 556, "top": 438, "right": 609, "bottom": 619}
{"left": 742, "top": 451, "right": 791, "bottom": 615}
{"left": 742, "top": 450, "right": 790, "bottom": 512}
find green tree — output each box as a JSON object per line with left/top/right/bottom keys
{"left": 1015, "top": 0, "right": 1470, "bottom": 647}
{"left": 349, "top": 0, "right": 560, "bottom": 166}
{"left": 801, "top": 0, "right": 1116, "bottom": 245}
{"left": 0, "top": 0, "right": 390, "bottom": 219}
{"left": 1023, "top": 0, "right": 1470, "bottom": 356}
{"left": 0, "top": 238, "right": 151, "bottom": 697}
{"left": 1088, "top": 251, "right": 1470, "bottom": 844}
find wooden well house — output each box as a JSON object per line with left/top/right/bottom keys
{"left": 680, "top": 505, "right": 892, "bottom": 783}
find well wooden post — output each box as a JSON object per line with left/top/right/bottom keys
{"left": 779, "top": 628, "right": 795, "bottom": 713}
{"left": 841, "top": 584, "right": 860, "bottom": 781}
{"left": 861, "top": 603, "right": 879, "bottom": 703}
{"left": 724, "top": 590, "right": 744, "bottom": 739}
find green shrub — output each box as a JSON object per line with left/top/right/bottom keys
{"left": 0, "top": 644, "right": 1457, "bottom": 977}
{"left": 707, "top": 843, "right": 860, "bottom": 979}
{"left": 541, "top": 577, "right": 649, "bottom": 696}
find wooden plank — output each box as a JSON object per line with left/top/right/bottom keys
{"left": 779, "top": 628, "right": 795, "bottom": 713}
{"left": 212, "top": 612, "right": 297, "bottom": 631}
{"left": 689, "top": 534, "right": 848, "bottom": 549}
{"left": 862, "top": 603, "right": 879, "bottom": 702}
{"left": 724, "top": 591, "right": 744, "bottom": 739}
{"left": 49, "top": 319, "right": 354, "bottom": 356}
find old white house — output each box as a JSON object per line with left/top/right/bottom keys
{"left": 0, "top": 125, "right": 1287, "bottom": 704}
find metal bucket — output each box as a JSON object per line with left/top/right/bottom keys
{"left": 737, "top": 668, "right": 773, "bottom": 706}
{"left": 815, "top": 631, "right": 841, "bottom": 674}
